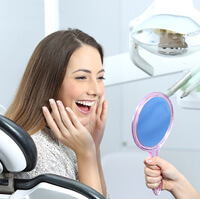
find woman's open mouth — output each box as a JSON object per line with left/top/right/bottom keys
{"left": 75, "top": 100, "right": 95, "bottom": 114}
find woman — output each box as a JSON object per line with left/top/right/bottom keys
{"left": 144, "top": 156, "right": 200, "bottom": 199}
{"left": 5, "top": 29, "right": 108, "bottom": 197}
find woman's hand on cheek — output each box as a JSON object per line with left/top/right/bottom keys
{"left": 86, "top": 95, "right": 108, "bottom": 151}
{"left": 42, "top": 99, "right": 96, "bottom": 156}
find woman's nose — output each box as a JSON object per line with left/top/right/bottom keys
{"left": 87, "top": 79, "right": 101, "bottom": 96}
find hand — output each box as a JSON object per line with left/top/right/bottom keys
{"left": 144, "top": 156, "right": 181, "bottom": 192}
{"left": 42, "top": 99, "right": 96, "bottom": 156}
{"left": 144, "top": 156, "right": 200, "bottom": 199}
{"left": 85, "top": 95, "right": 108, "bottom": 151}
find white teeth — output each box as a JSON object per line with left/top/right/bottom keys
{"left": 76, "top": 100, "right": 95, "bottom": 106}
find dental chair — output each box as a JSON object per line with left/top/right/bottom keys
{"left": 0, "top": 114, "right": 105, "bottom": 199}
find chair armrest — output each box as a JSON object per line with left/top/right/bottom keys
{"left": 14, "top": 174, "right": 106, "bottom": 199}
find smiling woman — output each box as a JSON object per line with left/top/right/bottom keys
{"left": 57, "top": 45, "right": 105, "bottom": 127}
{"left": 4, "top": 29, "right": 108, "bottom": 198}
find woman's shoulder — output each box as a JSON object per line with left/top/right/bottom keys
{"left": 31, "top": 127, "right": 61, "bottom": 149}
{"left": 15, "top": 127, "right": 78, "bottom": 180}
{"left": 32, "top": 127, "right": 76, "bottom": 162}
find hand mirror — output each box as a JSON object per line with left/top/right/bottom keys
{"left": 131, "top": 92, "right": 173, "bottom": 195}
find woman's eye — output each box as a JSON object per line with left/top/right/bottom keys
{"left": 75, "top": 76, "right": 86, "bottom": 80}
{"left": 98, "top": 76, "right": 105, "bottom": 80}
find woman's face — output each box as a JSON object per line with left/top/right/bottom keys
{"left": 57, "top": 45, "right": 105, "bottom": 126}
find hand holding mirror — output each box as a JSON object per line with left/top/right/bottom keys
{"left": 132, "top": 92, "right": 173, "bottom": 195}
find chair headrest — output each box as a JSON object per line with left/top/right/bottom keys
{"left": 0, "top": 115, "right": 37, "bottom": 173}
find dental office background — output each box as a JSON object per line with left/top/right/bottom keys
{"left": 0, "top": 0, "right": 200, "bottom": 198}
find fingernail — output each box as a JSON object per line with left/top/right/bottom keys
{"left": 42, "top": 106, "right": 47, "bottom": 113}
{"left": 66, "top": 107, "right": 71, "bottom": 112}
{"left": 146, "top": 158, "right": 153, "bottom": 163}
{"left": 49, "top": 99, "right": 54, "bottom": 105}
{"left": 56, "top": 100, "right": 62, "bottom": 107}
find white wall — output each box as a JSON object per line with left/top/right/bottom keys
{"left": 0, "top": 0, "right": 45, "bottom": 108}
{"left": 59, "top": 0, "right": 153, "bottom": 57}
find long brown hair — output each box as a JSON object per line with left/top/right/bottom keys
{"left": 5, "top": 29, "right": 104, "bottom": 134}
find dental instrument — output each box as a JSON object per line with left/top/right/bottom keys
{"left": 180, "top": 75, "right": 200, "bottom": 98}
{"left": 166, "top": 65, "right": 200, "bottom": 97}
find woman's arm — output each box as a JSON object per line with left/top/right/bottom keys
{"left": 85, "top": 97, "right": 108, "bottom": 197}
{"left": 42, "top": 99, "right": 103, "bottom": 194}
{"left": 76, "top": 148, "right": 102, "bottom": 194}
{"left": 96, "top": 149, "right": 107, "bottom": 197}
{"left": 144, "top": 156, "right": 200, "bottom": 199}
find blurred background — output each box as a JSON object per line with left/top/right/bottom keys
{"left": 0, "top": 0, "right": 200, "bottom": 198}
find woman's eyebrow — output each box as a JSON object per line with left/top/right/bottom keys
{"left": 72, "top": 69, "right": 91, "bottom": 74}
{"left": 72, "top": 68, "right": 105, "bottom": 74}
{"left": 98, "top": 69, "right": 105, "bottom": 74}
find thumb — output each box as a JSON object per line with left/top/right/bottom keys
{"left": 144, "top": 156, "right": 169, "bottom": 170}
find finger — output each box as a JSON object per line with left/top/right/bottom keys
{"left": 49, "top": 99, "right": 67, "bottom": 133}
{"left": 144, "top": 166, "right": 161, "bottom": 177}
{"left": 100, "top": 100, "right": 108, "bottom": 122}
{"left": 56, "top": 100, "right": 75, "bottom": 132}
{"left": 65, "top": 107, "right": 82, "bottom": 129}
{"left": 146, "top": 164, "right": 160, "bottom": 170}
{"left": 145, "top": 156, "right": 167, "bottom": 168}
{"left": 145, "top": 175, "right": 162, "bottom": 184}
{"left": 96, "top": 95, "right": 104, "bottom": 116}
{"left": 42, "top": 106, "right": 62, "bottom": 138}
{"left": 91, "top": 99, "right": 98, "bottom": 116}
{"left": 144, "top": 157, "right": 161, "bottom": 170}
{"left": 144, "top": 156, "right": 154, "bottom": 165}
{"left": 146, "top": 181, "right": 161, "bottom": 189}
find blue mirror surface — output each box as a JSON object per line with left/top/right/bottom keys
{"left": 137, "top": 97, "right": 171, "bottom": 147}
